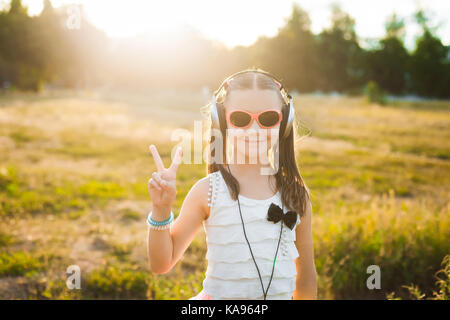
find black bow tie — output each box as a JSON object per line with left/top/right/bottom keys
{"left": 266, "top": 203, "right": 297, "bottom": 230}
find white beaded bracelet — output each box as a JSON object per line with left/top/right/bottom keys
{"left": 148, "top": 222, "right": 172, "bottom": 231}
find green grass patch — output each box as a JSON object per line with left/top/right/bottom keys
{"left": 0, "top": 124, "right": 47, "bottom": 146}
{"left": 391, "top": 144, "right": 450, "bottom": 160}
{"left": 83, "top": 264, "right": 150, "bottom": 299}
{"left": 79, "top": 181, "right": 125, "bottom": 199}
{"left": 48, "top": 129, "right": 146, "bottom": 162}
{"left": 0, "top": 231, "right": 16, "bottom": 247}
{"left": 119, "top": 208, "right": 141, "bottom": 221}
{"left": 0, "top": 251, "right": 44, "bottom": 277}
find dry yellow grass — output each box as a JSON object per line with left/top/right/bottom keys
{"left": 0, "top": 90, "right": 448, "bottom": 299}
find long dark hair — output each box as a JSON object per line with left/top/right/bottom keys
{"left": 201, "top": 67, "right": 310, "bottom": 218}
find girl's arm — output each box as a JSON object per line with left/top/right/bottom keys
{"left": 147, "top": 176, "right": 209, "bottom": 274}
{"left": 293, "top": 196, "right": 317, "bottom": 299}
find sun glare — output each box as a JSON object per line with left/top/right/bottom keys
{"left": 20, "top": 0, "right": 450, "bottom": 50}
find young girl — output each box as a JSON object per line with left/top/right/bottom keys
{"left": 147, "top": 68, "right": 317, "bottom": 300}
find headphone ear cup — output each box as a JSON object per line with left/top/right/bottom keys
{"left": 210, "top": 96, "right": 220, "bottom": 131}
{"left": 282, "top": 99, "right": 295, "bottom": 139}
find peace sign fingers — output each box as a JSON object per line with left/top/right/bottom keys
{"left": 148, "top": 144, "right": 182, "bottom": 208}
{"left": 169, "top": 146, "right": 183, "bottom": 174}
{"left": 149, "top": 144, "right": 165, "bottom": 172}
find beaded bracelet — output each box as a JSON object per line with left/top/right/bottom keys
{"left": 147, "top": 211, "right": 174, "bottom": 230}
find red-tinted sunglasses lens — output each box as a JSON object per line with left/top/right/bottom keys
{"left": 258, "top": 111, "right": 280, "bottom": 127}
{"left": 229, "top": 111, "right": 251, "bottom": 127}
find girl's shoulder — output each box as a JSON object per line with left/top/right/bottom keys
{"left": 190, "top": 171, "right": 225, "bottom": 220}
{"left": 192, "top": 171, "right": 222, "bottom": 221}
{"left": 186, "top": 174, "right": 213, "bottom": 221}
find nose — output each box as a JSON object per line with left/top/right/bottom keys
{"left": 250, "top": 117, "right": 260, "bottom": 130}
{"left": 245, "top": 117, "right": 265, "bottom": 139}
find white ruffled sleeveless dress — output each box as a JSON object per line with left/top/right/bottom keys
{"left": 189, "top": 170, "right": 301, "bottom": 300}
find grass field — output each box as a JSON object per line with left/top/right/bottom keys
{"left": 0, "top": 89, "right": 449, "bottom": 299}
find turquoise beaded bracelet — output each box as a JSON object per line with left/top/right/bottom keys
{"left": 147, "top": 211, "right": 174, "bottom": 229}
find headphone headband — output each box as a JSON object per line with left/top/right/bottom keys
{"left": 211, "top": 70, "right": 295, "bottom": 140}
{"left": 214, "top": 69, "right": 292, "bottom": 100}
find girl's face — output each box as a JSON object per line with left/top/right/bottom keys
{"left": 224, "top": 89, "right": 283, "bottom": 164}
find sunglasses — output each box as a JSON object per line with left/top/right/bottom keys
{"left": 226, "top": 108, "right": 283, "bottom": 129}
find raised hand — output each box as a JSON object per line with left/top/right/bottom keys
{"left": 148, "top": 145, "right": 183, "bottom": 210}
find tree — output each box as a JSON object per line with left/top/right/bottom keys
{"left": 257, "top": 3, "right": 319, "bottom": 92}
{"left": 316, "top": 3, "right": 364, "bottom": 92}
{"left": 409, "top": 9, "right": 450, "bottom": 98}
{"left": 9, "top": 0, "right": 27, "bottom": 15}
{"left": 0, "top": 0, "right": 45, "bottom": 90}
{"left": 365, "top": 13, "right": 409, "bottom": 94}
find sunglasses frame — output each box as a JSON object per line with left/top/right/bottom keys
{"left": 226, "top": 108, "right": 283, "bottom": 129}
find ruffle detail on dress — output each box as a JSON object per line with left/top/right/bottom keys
{"left": 212, "top": 181, "right": 282, "bottom": 209}
{"left": 200, "top": 170, "right": 300, "bottom": 300}
{"left": 203, "top": 275, "right": 297, "bottom": 299}
{"left": 211, "top": 195, "right": 282, "bottom": 214}
{"left": 213, "top": 293, "right": 293, "bottom": 300}
{"left": 206, "top": 206, "right": 301, "bottom": 229}
{"left": 190, "top": 289, "right": 293, "bottom": 300}
{"left": 205, "top": 258, "right": 297, "bottom": 280}
{"left": 205, "top": 219, "right": 297, "bottom": 244}
{"left": 206, "top": 171, "right": 301, "bottom": 228}
{"left": 206, "top": 240, "right": 300, "bottom": 262}
{"left": 211, "top": 170, "right": 283, "bottom": 204}
{"left": 258, "top": 292, "right": 293, "bottom": 300}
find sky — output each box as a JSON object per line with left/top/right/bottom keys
{"left": 18, "top": 0, "right": 450, "bottom": 51}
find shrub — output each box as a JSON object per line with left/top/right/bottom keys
{"left": 314, "top": 190, "right": 450, "bottom": 299}
{"left": 387, "top": 255, "right": 450, "bottom": 300}
{"left": 0, "top": 251, "right": 43, "bottom": 277}
{"left": 364, "top": 80, "right": 387, "bottom": 105}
